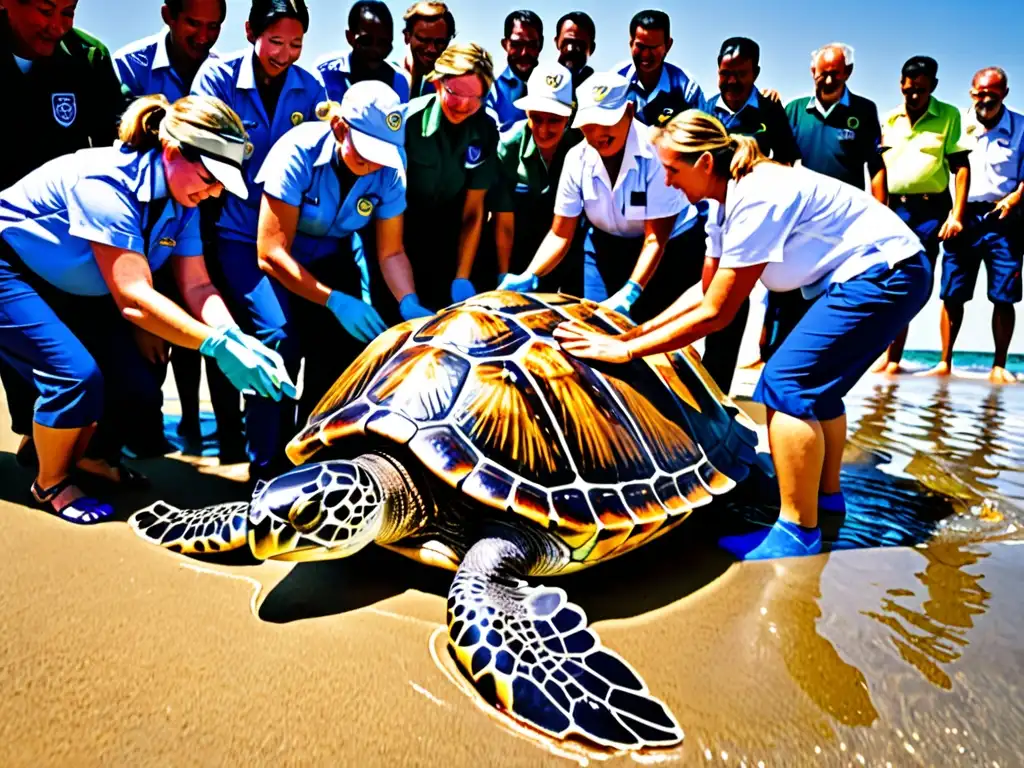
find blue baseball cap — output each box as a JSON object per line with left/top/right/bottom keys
{"left": 514, "top": 62, "right": 574, "bottom": 117}
{"left": 340, "top": 81, "right": 407, "bottom": 170}
{"left": 572, "top": 72, "right": 631, "bottom": 129}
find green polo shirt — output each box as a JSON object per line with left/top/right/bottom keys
{"left": 489, "top": 122, "right": 581, "bottom": 214}
{"left": 786, "top": 90, "right": 885, "bottom": 190}
{"left": 0, "top": 19, "right": 124, "bottom": 192}
{"left": 404, "top": 94, "right": 499, "bottom": 209}
{"left": 881, "top": 96, "right": 970, "bottom": 195}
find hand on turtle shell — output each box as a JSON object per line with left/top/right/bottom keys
{"left": 497, "top": 271, "right": 538, "bottom": 292}
{"left": 326, "top": 290, "right": 388, "bottom": 342}
{"left": 554, "top": 321, "right": 634, "bottom": 363}
{"left": 450, "top": 278, "right": 477, "bottom": 304}
{"left": 399, "top": 293, "right": 434, "bottom": 321}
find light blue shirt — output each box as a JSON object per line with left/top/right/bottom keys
{"left": 707, "top": 89, "right": 760, "bottom": 131}
{"left": 315, "top": 51, "right": 409, "bottom": 105}
{"left": 616, "top": 60, "right": 706, "bottom": 126}
{"left": 485, "top": 65, "right": 528, "bottom": 135}
{"left": 0, "top": 145, "right": 201, "bottom": 296}
{"left": 114, "top": 31, "right": 217, "bottom": 102}
{"left": 962, "top": 106, "right": 1024, "bottom": 203}
{"left": 256, "top": 122, "right": 406, "bottom": 264}
{"left": 192, "top": 49, "right": 327, "bottom": 243}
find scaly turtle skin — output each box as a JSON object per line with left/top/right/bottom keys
{"left": 130, "top": 291, "right": 763, "bottom": 750}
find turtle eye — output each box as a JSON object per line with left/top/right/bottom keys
{"left": 288, "top": 498, "right": 324, "bottom": 534}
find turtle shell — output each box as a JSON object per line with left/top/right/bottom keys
{"left": 286, "top": 291, "right": 760, "bottom": 566}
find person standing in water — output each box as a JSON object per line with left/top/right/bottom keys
{"left": 555, "top": 110, "right": 930, "bottom": 560}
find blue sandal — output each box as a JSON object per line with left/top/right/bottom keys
{"left": 30, "top": 478, "right": 115, "bottom": 525}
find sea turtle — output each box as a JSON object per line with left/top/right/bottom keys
{"left": 129, "top": 291, "right": 763, "bottom": 750}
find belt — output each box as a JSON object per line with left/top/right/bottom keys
{"left": 894, "top": 192, "right": 947, "bottom": 203}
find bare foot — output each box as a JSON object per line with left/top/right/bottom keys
{"left": 884, "top": 362, "right": 906, "bottom": 376}
{"left": 916, "top": 362, "right": 951, "bottom": 377}
{"left": 76, "top": 457, "right": 122, "bottom": 483}
{"left": 989, "top": 366, "right": 1017, "bottom": 385}
{"left": 869, "top": 354, "right": 890, "bottom": 374}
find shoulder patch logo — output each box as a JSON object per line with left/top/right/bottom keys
{"left": 357, "top": 197, "right": 374, "bottom": 216}
{"left": 290, "top": 111, "right": 304, "bottom": 126}
{"left": 51, "top": 93, "right": 77, "bottom": 128}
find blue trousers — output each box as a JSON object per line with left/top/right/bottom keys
{"left": 0, "top": 242, "right": 160, "bottom": 458}
{"left": 216, "top": 235, "right": 367, "bottom": 477}
{"left": 754, "top": 252, "right": 932, "bottom": 421}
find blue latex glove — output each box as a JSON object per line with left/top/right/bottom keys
{"left": 399, "top": 293, "right": 434, "bottom": 321}
{"left": 498, "top": 271, "right": 538, "bottom": 292}
{"left": 601, "top": 279, "right": 643, "bottom": 315}
{"left": 200, "top": 325, "right": 293, "bottom": 401}
{"left": 326, "top": 291, "right": 387, "bottom": 342}
{"left": 451, "top": 278, "right": 477, "bottom": 304}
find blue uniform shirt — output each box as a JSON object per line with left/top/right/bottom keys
{"left": 256, "top": 122, "right": 406, "bottom": 264}
{"left": 0, "top": 145, "right": 202, "bottom": 296}
{"left": 315, "top": 51, "right": 409, "bottom": 105}
{"left": 617, "top": 60, "right": 706, "bottom": 127}
{"left": 114, "top": 31, "right": 216, "bottom": 101}
{"left": 192, "top": 49, "right": 327, "bottom": 243}
{"left": 485, "top": 65, "right": 528, "bottom": 134}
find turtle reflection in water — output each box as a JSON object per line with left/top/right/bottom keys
{"left": 130, "top": 291, "right": 763, "bottom": 750}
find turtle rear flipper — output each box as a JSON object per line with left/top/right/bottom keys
{"left": 129, "top": 500, "right": 249, "bottom": 554}
{"left": 447, "top": 533, "right": 683, "bottom": 750}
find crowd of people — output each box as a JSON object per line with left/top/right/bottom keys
{"left": 0, "top": 0, "right": 1020, "bottom": 560}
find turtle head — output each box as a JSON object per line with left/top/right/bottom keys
{"left": 248, "top": 460, "right": 386, "bottom": 561}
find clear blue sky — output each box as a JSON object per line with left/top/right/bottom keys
{"left": 75, "top": 0, "right": 1024, "bottom": 353}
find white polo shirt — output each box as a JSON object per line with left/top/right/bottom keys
{"left": 554, "top": 119, "right": 696, "bottom": 239}
{"left": 961, "top": 106, "right": 1024, "bottom": 204}
{"left": 708, "top": 163, "right": 921, "bottom": 298}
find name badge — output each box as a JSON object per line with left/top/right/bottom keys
{"left": 630, "top": 191, "right": 647, "bottom": 206}
{"left": 157, "top": 237, "right": 176, "bottom": 248}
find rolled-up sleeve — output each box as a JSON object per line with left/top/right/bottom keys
{"left": 376, "top": 168, "right": 407, "bottom": 220}
{"left": 553, "top": 147, "right": 584, "bottom": 218}
{"left": 66, "top": 177, "right": 144, "bottom": 253}
{"left": 256, "top": 133, "right": 312, "bottom": 206}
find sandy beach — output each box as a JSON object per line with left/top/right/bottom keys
{"left": 2, "top": 374, "right": 1023, "bottom": 766}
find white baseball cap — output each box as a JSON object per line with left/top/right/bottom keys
{"left": 513, "top": 62, "right": 574, "bottom": 117}
{"left": 571, "top": 72, "right": 632, "bottom": 129}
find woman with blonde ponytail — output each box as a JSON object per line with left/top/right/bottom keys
{"left": 0, "top": 93, "right": 294, "bottom": 525}
{"left": 556, "top": 108, "right": 933, "bottom": 561}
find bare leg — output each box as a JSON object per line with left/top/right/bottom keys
{"left": 883, "top": 327, "right": 909, "bottom": 375}
{"left": 819, "top": 413, "right": 846, "bottom": 495}
{"left": 990, "top": 303, "right": 1017, "bottom": 384}
{"left": 33, "top": 422, "right": 91, "bottom": 511}
{"left": 768, "top": 408, "right": 823, "bottom": 529}
{"left": 919, "top": 301, "right": 963, "bottom": 377}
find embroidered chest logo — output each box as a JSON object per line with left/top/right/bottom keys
{"left": 290, "top": 111, "right": 304, "bottom": 126}
{"left": 386, "top": 111, "right": 403, "bottom": 131}
{"left": 51, "top": 93, "right": 77, "bottom": 128}
{"left": 846, "top": 116, "right": 860, "bottom": 130}
{"left": 465, "top": 144, "right": 483, "bottom": 167}
{"left": 837, "top": 128, "right": 857, "bottom": 141}
{"left": 356, "top": 197, "right": 375, "bottom": 216}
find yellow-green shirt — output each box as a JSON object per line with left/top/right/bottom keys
{"left": 881, "top": 96, "right": 969, "bottom": 195}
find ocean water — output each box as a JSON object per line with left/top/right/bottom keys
{"left": 902, "top": 349, "right": 1024, "bottom": 375}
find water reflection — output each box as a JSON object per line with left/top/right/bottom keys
{"left": 761, "top": 556, "right": 880, "bottom": 728}
{"left": 861, "top": 544, "right": 992, "bottom": 690}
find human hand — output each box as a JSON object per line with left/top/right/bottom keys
{"left": 498, "top": 271, "right": 538, "bottom": 292}
{"left": 326, "top": 291, "right": 388, "bottom": 342}
{"left": 451, "top": 278, "right": 477, "bottom": 304}
{"left": 134, "top": 327, "right": 168, "bottom": 364}
{"left": 937, "top": 213, "right": 964, "bottom": 240}
{"left": 399, "top": 293, "right": 434, "bottom": 321}
{"left": 200, "top": 326, "right": 295, "bottom": 401}
{"left": 599, "top": 280, "right": 643, "bottom": 315}
{"left": 554, "top": 321, "right": 634, "bottom": 363}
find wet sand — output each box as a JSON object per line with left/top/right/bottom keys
{"left": 2, "top": 379, "right": 1023, "bottom": 766}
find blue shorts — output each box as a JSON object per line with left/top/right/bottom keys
{"left": 940, "top": 204, "right": 1022, "bottom": 305}
{"left": 889, "top": 194, "right": 951, "bottom": 261}
{"left": 754, "top": 251, "right": 932, "bottom": 421}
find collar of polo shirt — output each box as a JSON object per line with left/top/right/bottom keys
{"left": 237, "top": 50, "right": 304, "bottom": 94}
{"left": 152, "top": 31, "right": 173, "bottom": 71}
{"left": 583, "top": 118, "right": 650, "bottom": 190}
{"left": 809, "top": 87, "right": 850, "bottom": 118}
{"left": 714, "top": 88, "right": 759, "bottom": 116}
{"left": 966, "top": 105, "right": 1012, "bottom": 136}
{"left": 893, "top": 94, "right": 940, "bottom": 123}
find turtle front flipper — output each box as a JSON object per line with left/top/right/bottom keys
{"left": 128, "top": 500, "right": 250, "bottom": 554}
{"left": 447, "top": 531, "right": 683, "bottom": 750}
